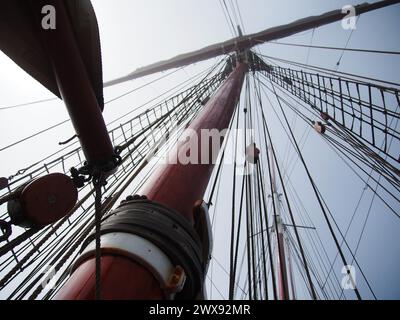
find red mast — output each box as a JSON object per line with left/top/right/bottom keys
{"left": 270, "top": 146, "right": 291, "bottom": 300}
{"left": 55, "top": 61, "right": 247, "bottom": 299}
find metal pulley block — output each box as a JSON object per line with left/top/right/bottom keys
{"left": 6, "top": 173, "right": 78, "bottom": 228}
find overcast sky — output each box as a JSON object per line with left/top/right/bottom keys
{"left": 0, "top": 0, "right": 399, "bottom": 299}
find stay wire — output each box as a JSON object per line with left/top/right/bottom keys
{"left": 268, "top": 41, "right": 400, "bottom": 56}
{"left": 259, "top": 80, "right": 318, "bottom": 300}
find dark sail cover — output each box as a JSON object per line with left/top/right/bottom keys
{"left": 0, "top": 0, "right": 104, "bottom": 110}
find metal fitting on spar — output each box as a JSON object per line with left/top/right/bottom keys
{"left": 70, "top": 198, "right": 213, "bottom": 299}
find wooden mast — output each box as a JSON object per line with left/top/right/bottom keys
{"left": 1, "top": 0, "right": 398, "bottom": 300}
{"left": 55, "top": 61, "right": 248, "bottom": 299}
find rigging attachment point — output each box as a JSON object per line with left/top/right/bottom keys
{"left": 0, "top": 177, "right": 8, "bottom": 191}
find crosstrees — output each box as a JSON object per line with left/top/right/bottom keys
{"left": 254, "top": 56, "right": 400, "bottom": 182}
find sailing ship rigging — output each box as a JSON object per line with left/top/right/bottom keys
{"left": 0, "top": 0, "right": 399, "bottom": 300}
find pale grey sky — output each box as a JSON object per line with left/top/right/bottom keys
{"left": 0, "top": 0, "right": 399, "bottom": 299}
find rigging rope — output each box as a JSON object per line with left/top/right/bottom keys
{"left": 265, "top": 77, "right": 363, "bottom": 299}
{"left": 268, "top": 41, "right": 400, "bottom": 56}
{"left": 0, "top": 61, "right": 223, "bottom": 153}
{"left": 0, "top": 58, "right": 229, "bottom": 299}
{"left": 93, "top": 177, "right": 104, "bottom": 300}
{"left": 259, "top": 53, "right": 400, "bottom": 88}
{"left": 263, "top": 108, "right": 318, "bottom": 300}
{"left": 0, "top": 98, "right": 58, "bottom": 111}
{"left": 257, "top": 74, "right": 400, "bottom": 200}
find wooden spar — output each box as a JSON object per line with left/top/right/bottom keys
{"left": 3, "top": 0, "right": 396, "bottom": 301}
{"left": 104, "top": 0, "right": 400, "bottom": 87}
{"left": 28, "top": 0, "right": 116, "bottom": 170}
{"left": 55, "top": 62, "right": 248, "bottom": 300}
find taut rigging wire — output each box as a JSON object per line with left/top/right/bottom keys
{"left": 267, "top": 41, "right": 400, "bottom": 56}
{"left": 258, "top": 52, "right": 400, "bottom": 88}
{"left": 0, "top": 60, "right": 224, "bottom": 153}
{"left": 259, "top": 87, "right": 318, "bottom": 300}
